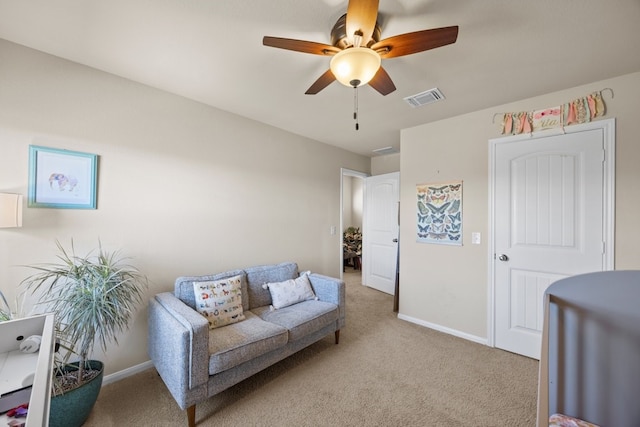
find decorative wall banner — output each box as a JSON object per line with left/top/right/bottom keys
{"left": 416, "top": 181, "right": 462, "bottom": 246}
{"left": 495, "top": 88, "right": 612, "bottom": 135}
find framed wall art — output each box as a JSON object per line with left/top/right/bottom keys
{"left": 416, "top": 181, "right": 462, "bottom": 245}
{"left": 28, "top": 145, "right": 98, "bottom": 209}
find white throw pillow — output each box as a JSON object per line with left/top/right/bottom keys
{"left": 193, "top": 274, "right": 245, "bottom": 329}
{"left": 262, "top": 272, "right": 317, "bottom": 310}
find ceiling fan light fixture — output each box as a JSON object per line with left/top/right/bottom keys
{"left": 330, "top": 47, "right": 381, "bottom": 88}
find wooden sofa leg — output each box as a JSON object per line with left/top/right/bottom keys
{"left": 335, "top": 330, "right": 340, "bottom": 344}
{"left": 187, "top": 405, "right": 196, "bottom": 427}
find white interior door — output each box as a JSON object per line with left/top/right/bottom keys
{"left": 363, "top": 172, "right": 399, "bottom": 295}
{"left": 492, "top": 121, "right": 614, "bottom": 359}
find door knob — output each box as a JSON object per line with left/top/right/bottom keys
{"left": 392, "top": 238, "right": 398, "bottom": 243}
{"left": 498, "top": 254, "right": 509, "bottom": 261}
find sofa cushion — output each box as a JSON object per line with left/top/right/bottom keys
{"left": 175, "top": 270, "right": 248, "bottom": 312}
{"left": 244, "top": 262, "right": 298, "bottom": 309}
{"left": 262, "top": 272, "right": 317, "bottom": 310}
{"left": 251, "top": 300, "right": 339, "bottom": 342}
{"left": 208, "top": 311, "right": 288, "bottom": 375}
{"left": 193, "top": 275, "right": 245, "bottom": 329}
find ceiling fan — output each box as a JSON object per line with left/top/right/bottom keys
{"left": 262, "top": 0, "right": 459, "bottom": 96}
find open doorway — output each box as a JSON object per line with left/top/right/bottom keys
{"left": 340, "top": 169, "right": 366, "bottom": 281}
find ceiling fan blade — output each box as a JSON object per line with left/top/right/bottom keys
{"left": 346, "top": 0, "right": 379, "bottom": 46}
{"left": 368, "top": 66, "right": 396, "bottom": 96}
{"left": 371, "top": 26, "right": 459, "bottom": 59}
{"left": 305, "top": 69, "right": 336, "bottom": 95}
{"left": 263, "top": 36, "right": 340, "bottom": 55}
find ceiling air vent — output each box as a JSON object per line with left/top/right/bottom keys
{"left": 372, "top": 146, "right": 399, "bottom": 156}
{"left": 403, "top": 88, "right": 445, "bottom": 108}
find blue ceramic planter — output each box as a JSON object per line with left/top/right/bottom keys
{"left": 49, "top": 360, "right": 104, "bottom": 427}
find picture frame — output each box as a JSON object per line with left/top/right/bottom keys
{"left": 28, "top": 145, "right": 98, "bottom": 209}
{"left": 416, "top": 180, "right": 463, "bottom": 246}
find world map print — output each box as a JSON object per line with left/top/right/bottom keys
{"left": 416, "top": 181, "right": 462, "bottom": 245}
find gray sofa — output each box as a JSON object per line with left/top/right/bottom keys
{"left": 148, "top": 262, "right": 346, "bottom": 427}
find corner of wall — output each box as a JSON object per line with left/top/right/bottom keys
{"left": 371, "top": 153, "right": 400, "bottom": 175}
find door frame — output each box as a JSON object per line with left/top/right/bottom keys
{"left": 486, "top": 118, "right": 616, "bottom": 348}
{"left": 340, "top": 168, "right": 368, "bottom": 280}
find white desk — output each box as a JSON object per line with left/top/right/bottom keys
{"left": 0, "top": 314, "right": 55, "bottom": 427}
{"left": 537, "top": 271, "right": 640, "bottom": 427}
{"left": 0, "top": 350, "right": 39, "bottom": 396}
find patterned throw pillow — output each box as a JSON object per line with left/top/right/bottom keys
{"left": 262, "top": 272, "right": 318, "bottom": 310}
{"left": 193, "top": 275, "right": 245, "bottom": 329}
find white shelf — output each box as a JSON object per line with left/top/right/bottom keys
{"left": 0, "top": 314, "right": 55, "bottom": 427}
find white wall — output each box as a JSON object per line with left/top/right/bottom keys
{"left": 342, "top": 176, "right": 363, "bottom": 232}
{"left": 399, "top": 72, "right": 640, "bottom": 341}
{"left": 371, "top": 153, "right": 400, "bottom": 175}
{"left": 350, "top": 177, "right": 363, "bottom": 228}
{"left": 342, "top": 176, "right": 353, "bottom": 229}
{"left": 0, "top": 39, "right": 370, "bottom": 375}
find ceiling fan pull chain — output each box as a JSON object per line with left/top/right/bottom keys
{"left": 354, "top": 86, "right": 359, "bottom": 131}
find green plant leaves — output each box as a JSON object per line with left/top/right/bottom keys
{"left": 21, "top": 239, "right": 148, "bottom": 390}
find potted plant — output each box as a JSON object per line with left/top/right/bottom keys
{"left": 0, "top": 291, "right": 13, "bottom": 321}
{"left": 21, "top": 240, "right": 148, "bottom": 427}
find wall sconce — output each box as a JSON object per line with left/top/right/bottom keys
{"left": 0, "top": 193, "right": 23, "bottom": 228}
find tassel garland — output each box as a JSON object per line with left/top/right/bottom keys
{"left": 497, "top": 89, "right": 610, "bottom": 135}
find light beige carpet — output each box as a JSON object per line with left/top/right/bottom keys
{"left": 84, "top": 271, "right": 539, "bottom": 426}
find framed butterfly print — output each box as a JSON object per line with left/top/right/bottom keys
{"left": 416, "top": 181, "right": 462, "bottom": 245}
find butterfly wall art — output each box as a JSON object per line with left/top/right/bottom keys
{"left": 416, "top": 181, "right": 462, "bottom": 245}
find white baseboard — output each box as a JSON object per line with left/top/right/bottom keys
{"left": 397, "top": 313, "right": 488, "bottom": 346}
{"left": 102, "top": 360, "right": 154, "bottom": 386}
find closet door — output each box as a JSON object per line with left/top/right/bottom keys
{"left": 491, "top": 119, "right": 614, "bottom": 359}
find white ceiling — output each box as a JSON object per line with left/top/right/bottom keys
{"left": 1, "top": 0, "right": 639, "bottom": 157}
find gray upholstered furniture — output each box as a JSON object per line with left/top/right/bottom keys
{"left": 148, "top": 262, "right": 345, "bottom": 427}
{"left": 537, "top": 271, "right": 640, "bottom": 427}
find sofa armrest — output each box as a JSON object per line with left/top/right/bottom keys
{"left": 148, "top": 292, "right": 209, "bottom": 409}
{"left": 308, "top": 273, "right": 346, "bottom": 328}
